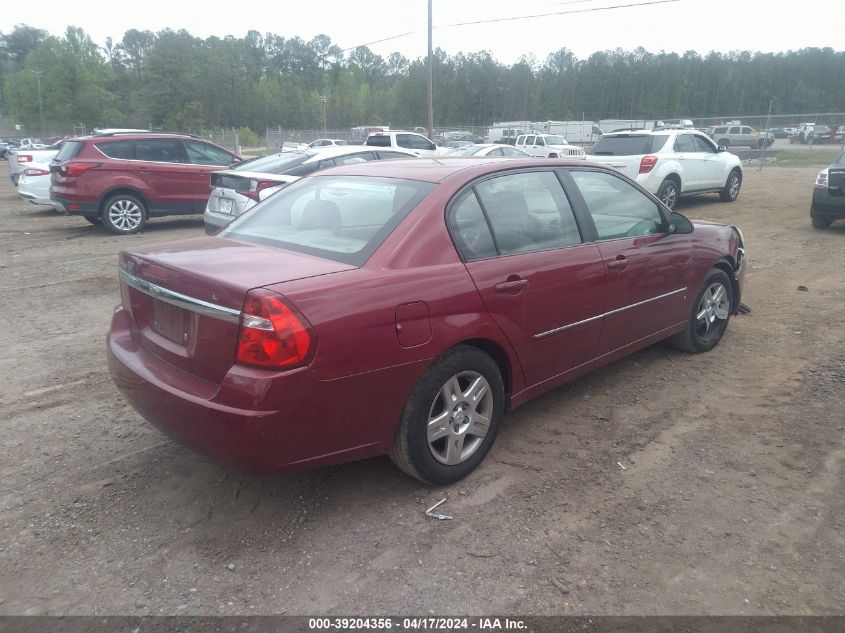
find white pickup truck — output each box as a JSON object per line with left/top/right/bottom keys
{"left": 514, "top": 134, "right": 585, "bottom": 160}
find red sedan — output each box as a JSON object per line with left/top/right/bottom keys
{"left": 107, "top": 158, "right": 746, "bottom": 484}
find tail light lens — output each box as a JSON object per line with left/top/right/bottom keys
{"left": 815, "top": 168, "right": 829, "bottom": 188}
{"left": 639, "top": 155, "right": 658, "bottom": 174}
{"left": 237, "top": 289, "right": 313, "bottom": 369}
{"left": 18, "top": 154, "right": 32, "bottom": 163}
{"left": 24, "top": 168, "right": 50, "bottom": 176}
{"left": 62, "top": 162, "right": 100, "bottom": 177}
{"left": 244, "top": 180, "right": 281, "bottom": 202}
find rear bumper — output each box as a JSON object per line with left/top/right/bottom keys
{"left": 811, "top": 188, "right": 845, "bottom": 218}
{"left": 203, "top": 210, "right": 234, "bottom": 235}
{"left": 107, "top": 306, "right": 419, "bottom": 473}
{"left": 50, "top": 195, "right": 99, "bottom": 217}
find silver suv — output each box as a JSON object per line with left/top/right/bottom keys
{"left": 709, "top": 125, "right": 773, "bottom": 149}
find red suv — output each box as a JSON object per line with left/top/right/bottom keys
{"left": 49, "top": 132, "right": 241, "bottom": 234}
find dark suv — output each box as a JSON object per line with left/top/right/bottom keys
{"left": 49, "top": 132, "right": 240, "bottom": 234}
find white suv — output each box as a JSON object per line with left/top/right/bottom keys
{"left": 587, "top": 130, "right": 743, "bottom": 209}
{"left": 365, "top": 131, "right": 439, "bottom": 156}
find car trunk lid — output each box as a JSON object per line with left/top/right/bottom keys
{"left": 118, "top": 237, "right": 355, "bottom": 383}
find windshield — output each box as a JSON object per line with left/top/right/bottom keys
{"left": 222, "top": 176, "right": 436, "bottom": 266}
{"left": 544, "top": 136, "right": 568, "bottom": 145}
{"left": 835, "top": 150, "right": 845, "bottom": 165}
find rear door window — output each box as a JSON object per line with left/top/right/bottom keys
{"left": 474, "top": 171, "right": 582, "bottom": 255}
{"left": 366, "top": 135, "right": 391, "bottom": 147}
{"left": 134, "top": 139, "right": 187, "bottom": 163}
{"left": 729, "top": 127, "right": 740, "bottom": 135}
{"left": 673, "top": 134, "right": 696, "bottom": 152}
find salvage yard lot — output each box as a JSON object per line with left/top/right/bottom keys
{"left": 0, "top": 162, "right": 843, "bottom": 615}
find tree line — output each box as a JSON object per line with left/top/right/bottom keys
{"left": 1, "top": 24, "right": 844, "bottom": 135}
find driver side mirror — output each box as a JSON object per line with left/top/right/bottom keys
{"left": 717, "top": 145, "right": 727, "bottom": 152}
{"left": 668, "top": 211, "right": 694, "bottom": 235}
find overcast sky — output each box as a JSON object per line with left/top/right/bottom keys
{"left": 3, "top": 0, "right": 843, "bottom": 64}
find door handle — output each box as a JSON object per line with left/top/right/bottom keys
{"left": 494, "top": 276, "right": 529, "bottom": 294}
{"left": 606, "top": 255, "right": 628, "bottom": 271}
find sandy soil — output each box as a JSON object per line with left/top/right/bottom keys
{"left": 0, "top": 162, "right": 842, "bottom": 616}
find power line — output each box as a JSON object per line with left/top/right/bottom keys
{"left": 340, "top": 0, "right": 685, "bottom": 54}
{"left": 440, "top": 0, "right": 687, "bottom": 28}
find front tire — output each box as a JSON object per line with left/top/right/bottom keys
{"left": 390, "top": 345, "right": 505, "bottom": 485}
{"left": 719, "top": 169, "right": 742, "bottom": 202}
{"left": 670, "top": 269, "right": 733, "bottom": 353}
{"left": 102, "top": 193, "right": 147, "bottom": 234}
{"left": 657, "top": 178, "right": 680, "bottom": 209}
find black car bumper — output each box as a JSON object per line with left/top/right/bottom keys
{"left": 811, "top": 188, "right": 845, "bottom": 218}
{"left": 49, "top": 197, "right": 99, "bottom": 217}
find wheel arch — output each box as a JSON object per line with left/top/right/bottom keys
{"left": 455, "top": 338, "right": 515, "bottom": 406}
{"left": 712, "top": 258, "right": 741, "bottom": 315}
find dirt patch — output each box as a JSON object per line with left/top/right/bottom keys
{"left": 0, "top": 164, "right": 842, "bottom": 615}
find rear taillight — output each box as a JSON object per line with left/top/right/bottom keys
{"left": 62, "top": 162, "right": 100, "bottom": 177}
{"left": 18, "top": 154, "right": 32, "bottom": 163}
{"left": 237, "top": 289, "right": 313, "bottom": 369}
{"left": 244, "top": 180, "right": 280, "bottom": 202}
{"left": 639, "top": 155, "right": 658, "bottom": 174}
{"left": 24, "top": 168, "right": 50, "bottom": 176}
{"left": 815, "top": 168, "right": 829, "bottom": 188}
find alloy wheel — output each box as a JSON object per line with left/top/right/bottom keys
{"left": 426, "top": 371, "right": 494, "bottom": 466}
{"left": 695, "top": 282, "right": 730, "bottom": 337}
{"left": 108, "top": 199, "right": 143, "bottom": 232}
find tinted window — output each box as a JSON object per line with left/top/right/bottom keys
{"left": 185, "top": 140, "right": 234, "bottom": 166}
{"left": 729, "top": 127, "right": 740, "bottom": 134}
{"left": 692, "top": 135, "right": 716, "bottom": 152}
{"left": 535, "top": 137, "right": 545, "bottom": 146}
{"left": 475, "top": 171, "right": 582, "bottom": 255}
{"left": 396, "top": 134, "right": 413, "bottom": 149}
{"left": 589, "top": 135, "right": 667, "bottom": 156}
{"left": 96, "top": 140, "right": 134, "bottom": 159}
{"left": 571, "top": 170, "right": 664, "bottom": 240}
{"left": 134, "top": 139, "right": 186, "bottom": 163}
{"left": 714, "top": 127, "right": 727, "bottom": 135}
{"left": 366, "top": 135, "right": 391, "bottom": 147}
{"left": 448, "top": 190, "right": 496, "bottom": 260}
{"left": 410, "top": 135, "right": 435, "bottom": 151}
{"left": 285, "top": 161, "right": 322, "bottom": 177}
{"left": 222, "top": 176, "right": 436, "bottom": 266}
{"left": 377, "top": 151, "right": 412, "bottom": 160}
{"left": 673, "top": 134, "right": 696, "bottom": 152}
{"left": 56, "top": 141, "right": 84, "bottom": 161}
{"left": 741, "top": 127, "right": 753, "bottom": 135}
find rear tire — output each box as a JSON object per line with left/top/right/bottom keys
{"left": 548, "top": 153, "right": 558, "bottom": 158}
{"left": 389, "top": 345, "right": 505, "bottom": 485}
{"left": 657, "top": 178, "right": 680, "bottom": 209}
{"left": 670, "top": 269, "right": 733, "bottom": 353}
{"left": 102, "top": 193, "right": 147, "bottom": 234}
{"left": 719, "top": 169, "right": 742, "bottom": 202}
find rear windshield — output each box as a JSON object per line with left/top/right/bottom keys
{"left": 55, "top": 141, "right": 83, "bottom": 161}
{"left": 365, "top": 135, "right": 391, "bottom": 147}
{"left": 234, "top": 152, "right": 314, "bottom": 174}
{"left": 221, "top": 176, "right": 436, "bottom": 266}
{"left": 589, "top": 135, "right": 668, "bottom": 156}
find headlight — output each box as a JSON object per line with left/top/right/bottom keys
{"left": 815, "top": 168, "right": 829, "bottom": 188}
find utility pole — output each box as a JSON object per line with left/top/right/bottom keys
{"left": 32, "top": 68, "right": 45, "bottom": 135}
{"left": 427, "top": 0, "right": 433, "bottom": 141}
{"left": 320, "top": 94, "right": 327, "bottom": 136}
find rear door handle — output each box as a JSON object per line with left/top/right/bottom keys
{"left": 494, "top": 277, "right": 529, "bottom": 294}
{"left": 606, "top": 255, "right": 628, "bottom": 271}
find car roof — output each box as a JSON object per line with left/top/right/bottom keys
{"left": 313, "top": 157, "right": 604, "bottom": 183}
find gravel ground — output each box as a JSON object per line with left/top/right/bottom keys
{"left": 0, "top": 162, "right": 843, "bottom": 616}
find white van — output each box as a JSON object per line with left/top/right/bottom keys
{"left": 599, "top": 119, "right": 665, "bottom": 133}
{"left": 532, "top": 121, "right": 603, "bottom": 145}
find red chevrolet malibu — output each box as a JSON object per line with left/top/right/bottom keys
{"left": 107, "top": 158, "right": 746, "bottom": 484}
